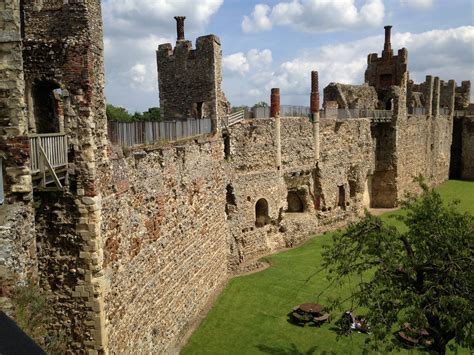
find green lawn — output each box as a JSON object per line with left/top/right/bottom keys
{"left": 183, "top": 180, "right": 473, "bottom": 355}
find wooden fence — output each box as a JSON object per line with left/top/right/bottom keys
{"left": 108, "top": 118, "right": 212, "bottom": 147}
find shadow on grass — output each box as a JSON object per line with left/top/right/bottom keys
{"left": 256, "top": 343, "right": 337, "bottom": 355}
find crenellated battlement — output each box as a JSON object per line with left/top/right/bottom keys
{"left": 157, "top": 17, "right": 228, "bottom": 125}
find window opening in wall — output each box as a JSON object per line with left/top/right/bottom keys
{"left": 20, "top": 0, "right": 25, "bottom": 39}
{"left": 225, "top": 184, "right": 237, "bottom": 218}
{"left": 255, "top": 198, "right": 269, "bottom": 227}
{"left": 32, "top": 81, "right": 62, "bottom": 134}
{"left": 337, "top": 185, "right": 346, "bottom": 209}
{"left": 0, "top": 159, "right": 4, "bottom": 205}
{"left": 385, "top": 98, "right": 393, "bottom": 110}
{"left": 286, "top": 191, "right": 304, "bottom": 213}
{"left": 380, "top": 74, "right": 393, "bottom": 88}
{"left": 196, "top": 102, "right": 203, "bottom": 119}
{"left": 349, "top": 179, "right": 357, "bottom": 198}
{"left": 223, "top": 133, "right": 231, "bottom": 160}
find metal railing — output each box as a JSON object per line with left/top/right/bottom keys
{"left": 29, "top": 133, "right": 68, "bottom": 174}
{"left": 320, "top": 109, "right": 393, "bottom": 121}
{"left": 407, "top": 107, "right": 426, "bottom": 115}
{"left": 108, "top": 118, "right": 212, "bottom": 147}
{"left": 252, "top": 105, "right": 311, "bottom": 118}
{"left": 222, "top": 110, "right": 245, "bottom": 129}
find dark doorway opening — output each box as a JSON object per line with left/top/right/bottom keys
{"left": 286, "top": 191, "right": 304, "bottom": 213}
{"left": 255, "top": 198, "right": 269, "bottom": 227}
{"left": 32, "top": 81, "right": 62, "bottom": 134}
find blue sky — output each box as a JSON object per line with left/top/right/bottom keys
{"left": 102, "top": 0, "right": 474, "bottom": 113}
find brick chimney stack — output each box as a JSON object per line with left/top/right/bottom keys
{"left": 383, "top": 25, "right": 392, "bottom": 58}
{"left": 310, "top": 71, "right": 320, "bottom": 114}
{"left": 270, "top": 88, "right": 280, "bottom": 118}
{"left": 174, "top": 16, "right": 186, "bottom": 41}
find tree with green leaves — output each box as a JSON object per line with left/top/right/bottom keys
{"left": 106, "top": 104, "right": 133, "bottom": 122}
{"left": 322, "top": 181, "right": 473, "bottom": 354}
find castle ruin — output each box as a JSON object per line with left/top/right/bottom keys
{"left": 1, "top": 3, "right": 473, "bottom": 353}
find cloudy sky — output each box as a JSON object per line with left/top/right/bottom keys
{"left": 102, "top": 0, "right": 474, "bottom": 113}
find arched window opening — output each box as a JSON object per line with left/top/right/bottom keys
{"left": 286, "top": 191, "right": 304, "bottom": 213}
{"left": 255, "top": 198, "right": 269, "bottom": 227}
{"left": 32, "top": 80, "right": 63, "bottom": 134}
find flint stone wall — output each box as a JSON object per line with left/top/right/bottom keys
{"left": 226, "top": 117, "right": 375, "bottom": 267}
{"left": 396, "top": 114, "right": 453, "bottom": 197}
{"left": 323, "top": 83, "right": 378, "bottom": 110}
{"left": 98, "top": 138, "right": 229, "bottom": 353}
{"left": 0, "top": 0, "right": 36, "bottom": 313}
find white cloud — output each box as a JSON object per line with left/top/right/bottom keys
{"left": 247, "top": 49, "right": 273, "bottom": 68}
{"left": 223, "top": 53, "right": 250, "bottom": 75}
{"left": 400, "top": 0, "right": 433, "bottom": 9}
{"left": 241, "top": 0, "right": 384, "bottom": 33}
{"left": 224, "top": 26, "right": 474, "bottom": 107}
{"left": 242, "top": 4, "right": 273, "bottom": 33}
{"left": 223, "top": 49, "right": 273, "bottom": 75}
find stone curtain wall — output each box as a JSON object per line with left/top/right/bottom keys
{"left": 318, "top": 119, "right": 375, "bottom": 211}
{"left": 225, "top": 116, "right": 376, "bottom": 267}
{"left": 98, "top": 139, "right": 229, "bottom": 353}
{"left": 461, "top": 116, "right": 474, "bottom": 180}
{"left": 396, "top": 115, "right": 453, "bottom": 196}
{"left": 0, "top": 0, "right": 37, "bottom": 313}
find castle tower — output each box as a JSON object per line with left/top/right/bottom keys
{"left": 365, "top": 25, "right": 408, "bottom": 92}
{"left": 157, "top": 17, "right": 229, "bottom": 131}
{"left": 1, "top": 1, "right": 108, "bottom": 352}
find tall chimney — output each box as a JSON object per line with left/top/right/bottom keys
{"left": 174, "top": 16, "right": 186, "bottom": 41}
{"left": 383, "top": 25, "right": 392, "bottom": 56}
{"left": 310, "top": 71, "right": 320, "bottom": 114}
{"left": 270, "top": 88, "right": 280, "bottom": 118}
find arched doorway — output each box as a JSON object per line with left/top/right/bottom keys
{"left": 255, "top": 198, "right": 269, "bottom": 227}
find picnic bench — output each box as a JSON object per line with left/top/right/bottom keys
{"left": 290, "top": 303, "right": 330, "bottom": 327}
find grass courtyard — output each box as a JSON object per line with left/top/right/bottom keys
{"left": 183, "top": 180, "right": 474, "bottom": 354}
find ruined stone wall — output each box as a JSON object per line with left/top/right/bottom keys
{"left": 20, "top": 1, "right": 108, "bottom": 352}
{"left": 323, "top": 83, "right": 378, "bottom": 110}
{"left": 157, "top": 35, "right": 227, "bottom": 124}
{"left": 455, "top": 81, "right": 471, "bottom": 109}
{"left": 396, "top": 114, "right": 453, "bottom": 197}
{"left": 318, "top": 118, "right": 375, "bottom": 211}
{"left": 461, "top": 116, "right": 474, "bottom": 180}
{"left": 97, "top": 139, "right": 229, "bottom": 353}
{"left": 225, "top": 116, "right": 375, "bottom": 266}
{"left": 0, "top": 0, "right": 37, "bottom": 313}
{"left": 365, "top": 48, "right": 408, "bottom": 91}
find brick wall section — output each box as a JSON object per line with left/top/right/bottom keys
{"left": 98, "top": 139, "right": 229, "bottom": 353}
{"left": 0, "top": 0, "right": 37, "bottom": 314}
